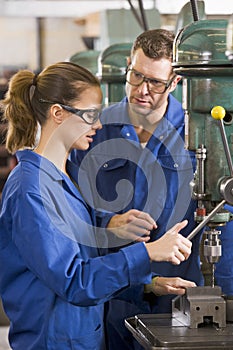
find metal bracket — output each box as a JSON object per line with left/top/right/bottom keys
{"left": 172, "top": 286, "right": 226, "bottom": 329}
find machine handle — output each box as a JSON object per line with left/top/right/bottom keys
{"left": 211, "top": 106, "right": 233, "bottom": 177}
{"left": 187, "top": 199, "right": 226, "bottom": 240}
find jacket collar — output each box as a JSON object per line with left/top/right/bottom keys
{"left": 16, "top": 149, "right": 87, "bottom": 205}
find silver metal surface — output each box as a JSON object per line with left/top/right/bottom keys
{"left": 220, "top": 177, "right": 233, "bottom": 205}
{"left": 218, "top": 118, "right": 233, "bottom": 177}
{"left": 225, "top": 295, "right": 233, "bottom": 322}
{"left": 187, "top": 200, "right": 226, "bottom": 240}
{"left": 203, "top": 229, "right": 222, "bottom": 264}
{"left": 125, "top": 314, "right": 233, "bottom": 350}
{"left": 125, "top": 11, "right": 233, "bottom": 350}
{"left": 125, "top": 287, "right": 233, "bottom": 349}
{"left": 172, "top": 286, "right": 226, "bottom": 329}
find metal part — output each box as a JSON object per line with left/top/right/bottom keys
{"left": 187, "top": 199, "right": 226, "bottom": 240}
{"left": 211, "top": 263, "right": 215, "bottom": 288}
{"left": 138, "top": 0, "right": 149, "bottom": 31}
{"left": 203, "top": 229, "right": 222, "bottom": 264}
{"left": 218, "top": 118, "right": 233, "bottom": 177}
{"left": 69, "top": 50, "right": 100, "bottom": 76}
{"left": 97, "top": 42, "right": 132, "bottom": 105}
{"left": 125, "top": 314, "right": 233, "bottom": 349}
{"left": 127, "top": 0, "right": 144, "bottom": 29}
{"left": 172, "top": 286, "right": 226, "bottom": 329}
{"left": 219, "top": 176, "right": 233, "bottom": 205}
{"left": 203, "top": 228, "right": 222, "bottom": 287}
{"left": 190, "top": 0, "right": 200, "bottom": 22}
{"left": 173, "top": 17, "right": 233, "bottom": 243}
{"left": 126, "top": 9, "right": 233, "bottom": 350}
{"left": 225, "top": 295, "right": 233, "bottom": 322}
{"left": 173, "top": 19, "right": 233, "bottom": 214}
{"left": 192, "top": 145, "right": 207, "bottom": 200}
{"left": 174, "top": 1, "right": 206, "bottom": 36}
{"left": 226, "top": 15, "right": 233, "bottom": 62}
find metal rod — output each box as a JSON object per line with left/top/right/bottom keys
{"left": 187, "top": 199, "right": 226, "bottom": 241}
{"left": 219, "top": 118, "right": 233, "bottom": 177}
{"left": 190, "top": 0, "right": 199, "bottom": 21}
{"left": 138, "top": 0, "right": 149, "bottom": 31}
{"left": 211, "top": 263, "right": 215, "bottom": 288}
{"left": 127, "top": 0, "right": 144, "bottom": 29}
{"left": 196, "top": 145, "right": 206, "bottom": 195}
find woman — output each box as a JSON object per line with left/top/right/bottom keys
{"left": 0, "top": 62, "right": 193, "bottom": 350}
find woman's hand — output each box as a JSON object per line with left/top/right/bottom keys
{"left": 145, "top": 220, "right": 192, "bottom": 265}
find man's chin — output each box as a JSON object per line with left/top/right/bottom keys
{"left": 130, "top": 104, "right": 152, "bottom": 117}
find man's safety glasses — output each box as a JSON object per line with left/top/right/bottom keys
{"left": 126, "top": 68, "right": 176, "bottom": 94}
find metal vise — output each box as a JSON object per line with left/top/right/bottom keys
{"left": 172, "top": 286, "right": 226, "bottom": 328}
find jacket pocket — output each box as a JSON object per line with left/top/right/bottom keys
{"left": 156, "top": 154, "right": 195, "bottom": 209}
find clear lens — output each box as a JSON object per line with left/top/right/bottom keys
{"left": 126, "top": 70, "right": 143, "bottom": 86}
{"left": 82, "top": 110, "right": 100, "bottom": 124}
{"left": 149, "top": 80, "right": 167, "bottom": 92}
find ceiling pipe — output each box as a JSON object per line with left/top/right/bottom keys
{"left": 190, "top": 0, "right": 200, "bottom": 21}
{"left": 127, "top": 0, "right": 144, "bottom": 29}
{"left": 138, "top": 0, "right": 149, "bottom": 30}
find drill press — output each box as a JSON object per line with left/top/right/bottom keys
{"left": 125, "top": 7, "right": 233, "bottom": 349}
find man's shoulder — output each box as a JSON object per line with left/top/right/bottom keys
{"left": 168, "top": 94, "right": 183, "bottom": 111}
{"left": 167, "top": 94, "right": 184, "bottom": 125}
{"left": 101, "top": 98, "right": 129, "bottom": 124}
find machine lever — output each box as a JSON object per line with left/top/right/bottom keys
{"left": 187, "top": 199, "right": 226, "bottom": 241}
{"left": 211, "top": 106, "right": 233, "bottom": 177}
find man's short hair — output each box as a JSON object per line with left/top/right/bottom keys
{"left": 131, "top": 29, "right": 175, "bottom": 61}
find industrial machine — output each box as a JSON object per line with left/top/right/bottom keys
{"left": 69, "top": 50, "right": 101, "bottom": 76}
{"left": 125, "top": 1, "right": 233, "bottom": 348}
{"left": 68, "top": 44, "right": 132, "bottom": 106}
{"left": 97, "top": 42, "right": 132, "bottom": 105}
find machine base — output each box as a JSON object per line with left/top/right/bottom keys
{"left": 125, "top": 314, "right": 233, "bottom": 349}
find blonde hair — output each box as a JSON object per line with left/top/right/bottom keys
{"left": 1, "top": 61, "right": 100, "bottom": 154}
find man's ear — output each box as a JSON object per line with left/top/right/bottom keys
{"left": 50, "top": 104, "right": 64, "bottom": 125}
{"left": 126, "top": 56, "right": 131, "bottom": 66}
{"left": 169, "top": 75, "right": 182, "bottom": 93}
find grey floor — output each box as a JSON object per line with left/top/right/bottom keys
{"left": 0, "top": 327, "right": 11, "bottom": 350}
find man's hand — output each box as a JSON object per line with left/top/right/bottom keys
{"left": 107, "top": 209, "right": 157, "bottom": 243}
{"left": 145, "top": 276, "right": 196, "bottom": 296}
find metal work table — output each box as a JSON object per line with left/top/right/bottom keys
{"left": 125, "top": 314, "right": 233, "bottom": 349}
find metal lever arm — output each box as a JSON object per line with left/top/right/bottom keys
{"left": 187, "top": 199, "right": 226, "bottom": 241}
{"left": 186, "top": 106, "right": 231, "bottom": 241}
{"left": 211, "top": 106, "right": 233, "bottom": 177}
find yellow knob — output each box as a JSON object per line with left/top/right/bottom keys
{"left": 211, "top": 106, "right": 226, "bottom": 120}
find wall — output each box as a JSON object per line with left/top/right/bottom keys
{"left": 0, "top": 6, "right": 232, "bottom": 72}
{"left": 0, "top": 16, "right": 86, "bottom": 71}
{"left": 0, "top": 17, "right": 37, "bottom": 70}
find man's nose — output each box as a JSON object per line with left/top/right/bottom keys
{"left": 137, "top": 79, "right": 150, "bottom": 94}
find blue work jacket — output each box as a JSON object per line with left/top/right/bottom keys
{"left": 71, "top": 95, "right": 204, "bottom": 349}
{"left": 73, "top": 95, "right": 204, "bottom": 297}
{"left": 0, "top": 150, "right": 152, "bottom": 350}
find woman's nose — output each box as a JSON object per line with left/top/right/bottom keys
{"left": 92, "top": 119, "right": 102, "bottom": 130}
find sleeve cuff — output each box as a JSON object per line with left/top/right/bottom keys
{"left": 121, "top": 242, "right": 152, "bottom": 285}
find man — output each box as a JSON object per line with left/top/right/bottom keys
{"left": 71, "top": 29, "right": 203, "bottom": 349}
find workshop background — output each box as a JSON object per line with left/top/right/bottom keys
{"left": 1, "top": 1, "right": 233, "bottom": 349}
